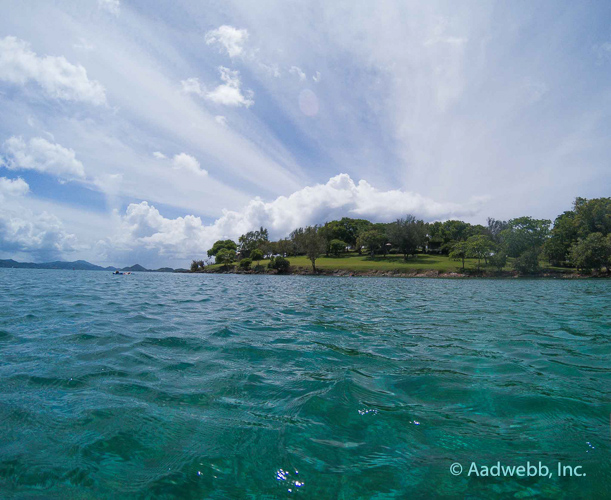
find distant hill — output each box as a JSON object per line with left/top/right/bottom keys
{"left": 121, "top": 264, "right": 148, "bottom": 272}
{"left": 0, "top": 259, "right": 174, "bottom": 272}
{"left": 155, "top": 267, "right": 175, "bottom": 273}
{"left": 0, "top": 259, "right": 114, "bottom": 271}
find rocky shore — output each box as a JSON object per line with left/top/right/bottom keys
{"left": 188, "top": 267, "right": 607, "bottom": 279}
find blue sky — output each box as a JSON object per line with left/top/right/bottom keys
{"left": 0, "top": 0, "right": 610, "bottom": 268}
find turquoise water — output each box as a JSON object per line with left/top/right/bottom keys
{"left": 0, "top": 269, "right": 609, "bottom": 499}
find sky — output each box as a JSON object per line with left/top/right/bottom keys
{"left": 0, "top": 0, "right": 610, "bottom": 268}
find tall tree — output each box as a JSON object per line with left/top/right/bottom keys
{"left": 570, "top": 233, "right": 610, "bottom": 273}
{"left": 544, "top": 210, "right": 578, "bottom": 266}
{"left": 466, "top": 235, "right": 495, "bottom": 271}
{"left": 486, "top": 218, "right": 508, "bottom": 244}
{"left": 387, "top": 215, "right": 426, "bottom": 260}
{"left": 357, "top": 229, "right": 387, "bottom": 257}
{"left": 573, "top": 197, "right": 611, "bottom": 237}
{"left": 500, "top": 217, "right": 551, "bottom": 257}
{"left": 449, "top": 241, "right": 469, "bottom": 271}
{"left": 294, "top": 225, "right": 326, "bottom": 272}
{"left": 238, "top": 227, "right": 269, "bottom": 258}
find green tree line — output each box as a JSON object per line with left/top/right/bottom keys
{"left": 192, "top": 197, "right": 611, "bottom": 275}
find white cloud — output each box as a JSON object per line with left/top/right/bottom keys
{"left": 205, "top": 67, "right": 254, "bottom": 107}
{"left": 150, "top": 151, "right": 208, "bottom": 176}
{"left": 215, "top": 115, "right": 228, "bottom": 126}
{"left": 312, "top": 71, "right": 321, "bottom": 83}
{"left": 180, "top": 77, "right": 203, "bottom": 95}
{"left": 0, "top": 36, "right": 106, "bottom": 105}
{"left": 205, "top": 25, "right": 249, "bottom": 58}
{"left": 172, "top": 153, "right": 208, "bottom": 176}
{"left": 112, "top": 173, "right": 481, "bottom": 260}
{"left": 0, "top": 176, "right": 29, "bottom": 199}
{"left": 98, "top": 0, "right": 120, "bottom": 16}
{"left": 2, "top": 136, "right": 86, "bottom": 180}
{"left": 115, "top": 202, "right": 209, "bottom": 257}
{"left": 289, "top": 66, "right": 306, "bottom": 81}
{"left": 182, "top": 68, "right": 254, "bottom": 107}
{"left": 0, "top": 206, "right": 77, "bottom": 260}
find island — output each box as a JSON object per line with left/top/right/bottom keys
{"left": 191, "top": 196, "right": 611, "bottom": 278}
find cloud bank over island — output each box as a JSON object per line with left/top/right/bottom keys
{"left": 104, "top": 173, "right": 483, "bottom": 262}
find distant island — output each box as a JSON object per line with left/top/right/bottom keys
{"left": 0, "top": 259, "right": 177, "bottom": 273}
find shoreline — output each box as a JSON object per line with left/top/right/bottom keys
{"left": 187, "top": 267, "right": 610, "bottom": 279}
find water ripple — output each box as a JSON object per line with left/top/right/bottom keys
{"left": 0, "top": 270, "right": 609, "bottom": 498}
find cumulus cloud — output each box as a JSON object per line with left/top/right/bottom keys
{"left": 0, "top": 36, "right": 106, "bottom": 105}
{"left": 98, "top": 0, "right": 120, "bottom": 16}
{"left": 2, "top": 136, "right": 86, "bottom": 181}
{"left": 0, "top": 206, "right": 77, "bottom": 260}
{"left": 206, "top": 67, "right": 254, "bottom": 107}
{"left": 0, "top": 176, "right": 29, "bottom": 199}
{"left": 182, "top": 67, "right": 254, "bottom": 107}
{"left": 289, "top": 66, "right": 306, "bottom": 81}
{"left": 215, "top": 115, "right": 228, "bottom": 126}
{"left": 111, "top": 173, "right": 482, "bottom": 260}
{"left": 172, "top": 153, "right": 208, "bottom": 176}
{"left": 113, "top": 202, "right": 209, "bottom": 257}
{"left": 151, "top": 151, "right": 208, "bottom": 176}
{"left": 205, "top": 25, "right": 249, "bottom": 58}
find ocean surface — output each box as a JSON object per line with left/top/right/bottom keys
{"left": 0, "top": 269, "right": 609, "bottom": 499}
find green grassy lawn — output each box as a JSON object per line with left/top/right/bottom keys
{"left": 279, "top": 253, "right": 466, "bottom": 272}
{"left": 207, "top": 252, "right": 578, "bottom": 274}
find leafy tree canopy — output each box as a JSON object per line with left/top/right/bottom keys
{"left": 501, "top": 217, "right": 551, "bottom": 257}
{"left": 329, "top": 239, "right": 348, "bottom": 256}
{"left": 250, "top": 248, "right": 264, "bottom": 263}
{"left": 207, "top": 239, "right": 237, "bottom": 257}
{"left": 570, "top": 233, "right": 611, "bottom": 272}
{"left": 573, "top": 197, "right": 611, "bottom": 238}
{"left": 238, "top": 227, "right": 269, "bottom": 258}
{"left": 387, "top": 215, "right": 426, "bottom": 259}
{"left": 357, "top": 229, "right": 387, "bottom": 256}
{"left": 215, "top": 248, "right": 236, "bottom": 268}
